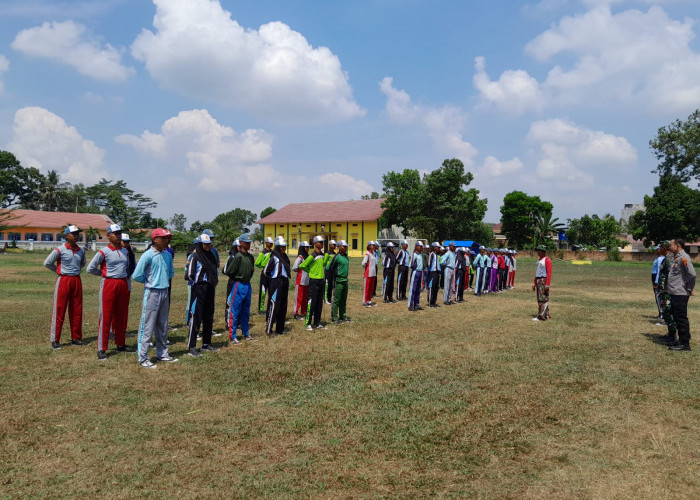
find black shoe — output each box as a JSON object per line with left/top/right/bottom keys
{"left": 416, "top": 306, "right": 424, "bottom": 311}
{"left": 408, "top": 307, "right": 415, "bottom": 311}
{"left": 188, "top": 348, "right": 202, "bottom": 357}
{"left": 116, "top": 345, "right": 135, "bottom": 352}
{"left": 71, "top": 339, "right": 88, "bottom": 346}
{"left": 97, "top": 350, "right": 108, "bottom": 361}
{"left": 669, "top": 344, "right": 691, "bottom": 351}
{"left": 201, "top": 344, "right": 220, "bottom": 352}
{"left": 51, "top": 341, "right": 61, "bottom": 350}
{"left": 166, "top": 340, "right": 175, "bottom": 346}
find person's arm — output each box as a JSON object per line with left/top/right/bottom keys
{"left": 545, "top": 257, "right": 552, "bottom": 287}
{"left": 132, "top": 252, "right": 150, "bottom": 283}
{"left": 361, "top": 253, "right": 368, "bottom": 269}
{"left": 43, "top": 248, "right": 60, "bottom": 272}
{"left": 167, "top": 253, "right": 175, "bottom": 280}
{"left": 298, "top": 255, "right": 313, "bottom": 272}
{"left": 263, "top": 255, "right": 275, "bottom": 278}
{"left": 681, "top": 254, "right": 696, "bottom": 294}
{"left": 80, "top": 250, "right": 86, "bottom": 270}
{"left": 224, "top": 254, "right": 240, "bottom": 278}
{"left": 127, "top": 249, "right": 136, "bottom": 276}
{"left": 86, "top": 250, "right": 105, "bottom": 276}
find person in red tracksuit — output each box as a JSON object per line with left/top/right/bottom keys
{"left": 361, "top": 243, "right": 377, "bottom": 306}
{"left": 87, "top": 224, "right": 136, "bottom": 361}
{"left": 44, "top": 225, "right": 87, "bottom": 350}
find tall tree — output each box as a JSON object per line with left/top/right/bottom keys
{"left": 500, "top": 191, "right": 553, "bottom": 249}
{"left": 169, "top": 213, "right": 188, "bottom": 232}
{"left": 650, "top": 109, "right": 700, "bottom": 184}
{"left": 628, "top": 175, "right": 700, "bottom": 245}
{"left": 566, "top": 214, "right": 624, "bottom": 249}
{"left": 381, "top": 159, "right": 487, "bottom": 242}
{"left": 39, "top": 170, "right": 69, "bottom": 211}
{"left": 211, "top": 208, "right": 257, "bottom": 249}
{"left": 0, "top": 151, "right": 46, "bottom": 209}
{"left": 259, "top": 206, "right": 277, "bottom": 219}
{"left": 85, "top": 179, "right": 157, "bottom": 228}
{"left": 533, "top": 213, "right": 565, "bottom": 250}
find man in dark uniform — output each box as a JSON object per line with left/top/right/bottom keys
{"left": 382, "top": 242, "right": 397, "bottom": 303}
{"left": 396, "top": 240, "right": 410, "bottom": 300}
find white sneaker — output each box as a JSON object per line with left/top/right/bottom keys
{"left": 532, "top": 317, "right": 540, "bottom": 321}
{"left": 306, "top": 325, "right": 313, "bottom": 331}
{"left": 156, "top": 355, "right": 178, "bottom": 363}
{"left": 140, "top": 360, "right": 157, "bottom": 369}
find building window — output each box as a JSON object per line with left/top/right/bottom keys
{"left": 77, "top": 234, "right": 84, "bottom": 242}
{"left": 291, "top": 224, "right": 296, "bottom": 228}
{"left": 306, "top": 224, "right": 311, "bottom": 228}
{"left": 336, "top": 224, "right": 342, "bottom": 227}
{"left": 55, "top": 233, "right": 65, "bottom": 241}
{"left": 291, "top": 238, "right": 297, "bottom": 249}
{"left": 24, "top": 233, "right": 38, "bottom": 241}
{"left": 279, "top": 224, "right": 284, "bottom": 228}
{"left": 41, "top": 233, "right": 54, "bottom": 241}
{"left": 352, "top": 238, "right": 358, "bottom": 250}
{"left": 0, "top": 233, "right": 4, "bottom": 240}
{"left": 352, "top": 223, "right": 358, "bottom": 227}
{"left": 8, "top": 232, "right": 21, "bottom": 241}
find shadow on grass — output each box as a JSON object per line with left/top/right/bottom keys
{"left": 640, "top": 332, "right": 671, "bottom": 346}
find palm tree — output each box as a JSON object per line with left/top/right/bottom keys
{"left": 533, "top": 213, "right": 565, "bottom": 248}
{"left": 40, "top": 170, "right": 68, "bottom": 211}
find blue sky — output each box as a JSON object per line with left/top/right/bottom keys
{"left": 0, "top": 0, "right": 699, "bottom": 226}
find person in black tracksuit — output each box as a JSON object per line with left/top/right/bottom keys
{"left": 185, "top": 235, "right": 219, "bottom": 356}
{"left": 264, "top": 237, "right": 291, "bottom": 336}
{"left": 455, "top": 248, "right": 467, "bottom": 303}
{"left": 396, "top": 240, "right": 410, "bottom": 300}
{"left": 382, "top": 242, "right": 397, "bottom": 303}
{"left": 324, "top": 240, "right": 337, "bottom": 304}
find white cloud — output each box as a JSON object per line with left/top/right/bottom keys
{"left": 0, "top": 55, "right": 9, "bottom": 93}
{"left": 131, "top": 0, "right": 364, "bottom": 124}
{"left": 526, "top": 118, "right": 636, "bottom": 187}
{"left": 7, "top": 107, "right": 108, "bottom": 183}
{"left": 380, "top": 77, "right": 478, "bottom": 165}
{"left": 478, "top": 156, "right": 524, "bottom": 179}
{"left": 524, "top": 5, "right": 700, "bottom": 112}
{"left": 11, "top": 20, "right": 134, "bottom": 82}
{"left": 473, "top": 56, "right": 544, "bottom": 114}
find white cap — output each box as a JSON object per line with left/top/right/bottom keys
{"left": 386, "top": 242, "right": 395, "bottom": 247}
{"left": 121, "top": 233, "right": 131, "bottom": 241}
{"left": 313, "top": 235, "right": 324, "bottom": 243}
{"left": 64, "top": 225, "right": 81, "bottom": 234}
{"left": 200, "top": 234, "right": 212, "bottom": 244}
{"left": 274, "top": 236, "right": 287, "bottom": 246}
{"left": 329, "top": 239, "right": 337, "bottom": 246}
{"left": 431, "top": 242, "right": 440, "bottom": 248}
{"left": 233, "top": 238, "right": 240, "bottom": 246}
{"left": 337, "top": 240, "right": 348, "bottom": 247}
{"left": 300, "top": 241, "right": 311, "bottom": 247}
{"left": 106, "top": 224, "right": 122, "bottom": 234}
{"left": 401, "top": 240, "right": 408, "bottom": 245}
{"left": 264, "top": 237, "right": 274, "bottom": 244}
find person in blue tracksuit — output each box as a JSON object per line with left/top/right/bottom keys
{"left": 473, "top": 246, "right": 488, "bottom": 296}
{"left": 427, "top": 242, "right": 442, "bottom": 307}
{"left": 223, "top": 234, "right": 255, "bottom": 344}
{"left": 396, "top": 240, "right": 410, "bottom": 300}
{"left": 408, "top": 242, "right": 425, "bottom": 311}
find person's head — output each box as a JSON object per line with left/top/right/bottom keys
{"left": 479, "top": 246, "right": 485, "bottom": 255}
{"left": 386, "top": 242, "right": 395, "bottom": 253}
{"left": 202, "top": 229, "right": 215, "bottom": 242}
{"left": 329, "top": 240, "right": 337, "bottom": 251}
{"left": 313, "top": 235, "right": 324, "bottom": 251}
{"left": 274, "top": 236, "right": 287, "bottom": 253}
{"left": 415, "top": 242, "right": 424, "bottom": 253}
{"left": 338, "top": 240, "right": 348, "bottom": 255}
{"left": 401, "top": 239, "right": 408, "bottom": 250}
{"left": 121, "top": 233, "right": 131, "bottom": 248}
{"left": 239, "top": 234, "right": 252, "bottom": 253}
{"left": 200, "top": 233, "right": 213, "bottom": 251}
{"left": 64, "top": 225, "right": 82, "bottom": 245}
{"left": 106, "top": 224, "right": 122, "bottom": 247}
{"left": 150, "top": 228, "right": 172, "bottom": 251}
{"left": 658, "top": 240, "right": 670, "bottom": 255}
{"left": 264, "top": 236, "right": 274, "bottom": 251}
{"left": 449, "top": 243, "right": 456, "bottom": 251}
{"left": 670, "top": 238, "right": 686, "bottom": 254}
{"left": 431, "top": 242, "right": 440, "bottom": 253}
{"left": 536, "top": 245, "right": 547, "bottom": 258}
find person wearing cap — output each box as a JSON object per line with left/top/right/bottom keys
{"left": 655, "top": 241, "right": 676, "bottom": 337}
{"left": 86, "top": 224, "right": 135, "bottom": 360}
{"left": 223, "top": 234, "right": 256, "bottom": 344}
{"left": 263, "top": 236, "right": 291, "bottom": 336}
{"left": 292, "top": 241, "right": 310, "bottom": 320}
{"left": 426, "top": 243, "right": 442, "bottom": 308}
{"left": 223, "top": 238, "right": 240, "bottom": 329}
{"left": 184, "top": 235, "right": 201, "bottom": 327}
{"left": 442, "top": 242, "right": 456, "bottom": 305}
{"left": 489, "top": 248, "right": 500, "bottom": 293}
{"left": 468, "top": 250, "right": 476, "bottom": 290}
{"left": 532, "top": 245, "right": 552, "bottom": 321}
{"left": 381, "top": 242, "right": 397, "bottom": 303}
{"left": 132, "top": 228, "right": 177, "bottom": 368}
{"left": 185, "top": 233, "right": 221, "bottom": 356}
{"left": 44, "top": 224, "right": 88, "bottom": 349}
{"left": 472, "top": 246, "right": 488, "bottom": 296}
{"left": 361, "top": 241, "right": 378, "bottom": 307}
{"left": 455, "top": 247, "right": 467, "bottom": 303}
{"left": 651, "top": 246, "right": 665, "bottom": 321}
{"left": 255, "top": 237, "right": 274, "bottom": 316}
{"left": 507, "top": 250, "right": 516, "bottom": 289}
{"left": 300, "top": 235, "right": 327, "bottom": 329}
{"left": 666, "top": 239, "right": 695, "bottom": 351}
{"left": 408, "top": 242, "right": 425, "bottom": 311}
{"left": 324, "top": 239, "right": 338, "bottom": 305}
{"left": 396, "top": 240, "right": 410, "bottom": 300}
{"left": 329, "top": 240, "right": 351, "bottom": 323}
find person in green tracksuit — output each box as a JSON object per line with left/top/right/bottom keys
{"left": 299, "top": 235, "right": 326, "bottom": 330}
{"left": 329, "top": 240, "right": 351, "bottom": 323}
{"left": 254, "top": 237, "right": 274, "bottom": 315}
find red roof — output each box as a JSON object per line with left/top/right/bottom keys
{"left": 1, "top": 209, "right": 113, "bottom": 230}
{"left": 257, "top": 199, "right": 385, "bottom": 224}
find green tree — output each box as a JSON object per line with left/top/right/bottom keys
{"left": 210, "top": 208, "right": 257, "bottom": 249}
{"left": 628, "top": 175, "right": 700, "bottom": 246}
{"left": 566, "top": 214, "right": 624, "bottom": 249}
{"left": 85, "top": 179, "right": 157, "bottom": 228}
{"left": 500, "top": 191, "right": 554, "bottom": 249}
{"left": 361, "top": 192, "right": 381, "bottom": 200}
{"left": 533, "top": 213, "right": 564, "bottom": 250}
{"left": 259, "top": 206, "right": 277, "bottom": 219}
{"left": 38, "top": 170, "right": 69, "bottom": 211}
{"left": 169, "top": 213, "right": 188, "bottom": 233}
{"left": 650, "top": 109, "right": 700, "bottom": 184}
{"left": 381, "top": 159, "right": 487, "bottom": 242}
{"left": 0, "top": 208, "right": 18, "bottom": 232}
{"left": 0, "top": 151, "right": 47, "bottom": 209}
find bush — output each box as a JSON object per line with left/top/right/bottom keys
{"left": 606, "top": 247, "right": 621, "bottom": 261}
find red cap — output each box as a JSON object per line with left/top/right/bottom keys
{"left": 151, "top": 228, "right": 172, "bottom": 239}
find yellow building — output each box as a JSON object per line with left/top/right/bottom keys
{"left": 256, "top": 199, "right": 385, "bottom": 258}
{"left": 0, "top": 209, "right": 113, "bottom": 242}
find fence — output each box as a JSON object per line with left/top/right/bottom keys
{"left": 0, "top": 240, "right": 150, "bottom": 253}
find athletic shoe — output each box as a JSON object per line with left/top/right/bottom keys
{"left": 668, "top": 343, "right": 691, "bottom": 351}
{"left": 342, "top": 317, "right": 353, "bottom": 323}
{"left": 51, "top": 341, "right": 61, "bottom": 350}
{"left": 201, "top": 344, "right": 220, "bottom": 352}
{"left": 116, "top": 345, "right": 135, "bottom": 352}
{"left": 655, "top": 322, "right": 666, "bottom": 327}
{"left": 140, "top": 360, "right": 157, "bottom": 369}
{"left": 188, "top": 348, "right": 202, "bottom": 357}
{"left": 166, "top": 340, "right": 175, "bottom": 346}
{"left": 415, "top": 306, "right": 424, "bottom": 311}
{"left": 332, "top": 319, "right": 342, "bottom": 324}
{"left": 324, "top": 300, "right": 332, "bottom": 305}
{"left": 97, "top": 350, "right": 108, "bottom": 361}
{"left": 157, "top": 355, "right": 179, "bottom": 363}
{"left": 293, "top": 315, "right": 303, "bottom": 321}
{"left": 408, "top": 307, "right": 416, "bottom": 311}
{"left": 230, "top": 338, "right": 242, "bottom": 345}
{"left": 315, "top": 324, "right": 326, "bottom": 330}
{"left": 71, "top": 339, "right": 88, "bottom": 346}
{"left": 244, "top": 336, "right": 257, "bottom": 342}
{"left": 532, "top": 317, "right": 541, "bottom": 321}
{"left": 212, "top": 332, "right": 223, "bottom": 337}
{"left": 168, "top": 326, "right": 177, "bottom": 332}
{"left": 306, "top": 325, "right": 313, "bottom": 331}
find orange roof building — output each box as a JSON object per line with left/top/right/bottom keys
{"left": 256, "top": 199, "right": 385, "bottom": 257}
{"left": 0, "top": 209, "right": 113, "bottom": 242}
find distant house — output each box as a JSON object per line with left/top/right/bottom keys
{"left": 0, "top": 209, "right": 113, "bottom": 242}
{"left": 256, "top": 199, "right": 385, "bottom": 258}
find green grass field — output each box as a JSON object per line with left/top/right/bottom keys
{"left": 0, "top": 252, "right": 698, "bottom": 499}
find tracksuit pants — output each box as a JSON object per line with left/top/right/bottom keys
{"left": 228, "top": 281, "right": 251, "bottom": 339}
{"left": 306, "top": 278, "right": 324, "bottom": 327}
{"left": 186, "top": 284, "right": 193, "bottom": 325}
{"left": 294, "top": 283, "right": 308, "bottom": 316}
{"left": 325, "top": 269, "right": 335, "bottom": 303}
{"left": 258, "top": 275, "right": 270, "bottom": 314}
{"left": 51, "top": 274, "right": 83, "bottom": 343}
{"left": 332, "top": 280, "right": 348, "bottom": 321}
{"left": 455, "top": 269, "right": 466, "bottom": 302}
{"left": 408, "top": 270, "right": 422, "bottom": 309}
{"left": 383, "top": 267, "right": 395, "bottom": 302}
{"left": 428, "top": 271, "right": 440, "bottom": 306}
{"left": 474, "top": 267, "right": 486, "bottom": 295}
{"left": 489, "top": 268, "right": 499, "bottom": 292}
{"left": 137, "top": 288, "right": 171, "bottom": 363}
{"left": 266, "top": 277, "right": 289, "bottom": 334}
{"left": 670, "top": 295, "right": 691, "bottom": 346}
{"left": 98, "top": 277, "right": 129, "bottom": 351}
{"left": 397, "top": 265, "right": 408, "bottom": 300}
{"left": 652, "top": 275, "right": 662, "bottom": 316}
{"left": 363, "top": 276, "right": 376, "bottom": 304}
{"left": 508, "top": 270, "right": 515, "bottom": 288}
{"left": 443, "top": 268, "right": 455, "bottom": 303}
{"left": 469, "top": 271, "right": 474, "bottom": 289}
{"left": 188, "top": 282, "right": 216, "bottom": 348}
